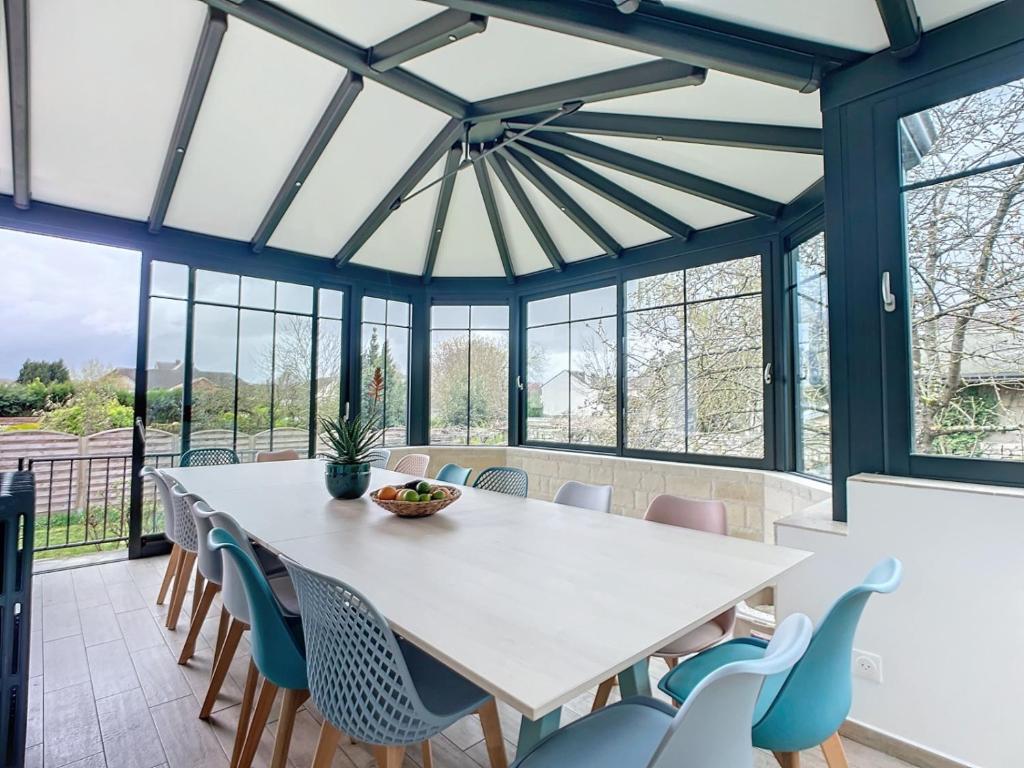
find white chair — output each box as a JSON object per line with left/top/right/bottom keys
{"left": 553, "top": 481, "right": 613, "bottom": 514}
{"left": 393, "top": 453, "right": 430, "bottom": 476}
{"left": 256, "top": 449, "right": 301, "bottom": 462}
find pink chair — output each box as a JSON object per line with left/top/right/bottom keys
{"left": 256, "top": 449, "right": 301, "bottom": 462}
{"left": 592, "top": 494, "right": 737, "bottom": 711}
{"left": 393, "top": 453, "right": 430, "bottom": 476}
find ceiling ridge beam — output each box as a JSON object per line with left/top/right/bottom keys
{"left": 874, "top": 0, "right": 922, "bottom": 58}
{"left": 501, "top": 146, "right": 620, "bottom": 258}
{"left": 422, "top": 0, "right": 859, "bottom": 92}
{"left": 369, "top": 10, "right": 486, "bottom": 72}
{"left": 520, "top": 131, "right": 783, "bottom": 218}
{"left": 4, "top": 0, "right": 29, "bottom": 209}
{"left": 423, "top": 143, "right": 464, "bottom": 282}
{"left": 148, "top": 8, "right": 228, "bottom": 234}
{"left": 472, "top": 149, "right": 515, "bottom": 283}
{"left": 251, "top": 71, "right": 364, "bottom": 253}
{"left": 506, "top": 112, "right": 823, "bottom": 154}
{"left": 335, "top": 118, "right": 464, "bottom": 266}
{"left": 203, "top": 0, "right": 469, "bottom": 117}
{"left": 513, "top": 141, "right": 693, "bottom": 239}
{"left": 468, "top": 60, "right": 705, "bottom": 121}
{"left": 486, "top": 152, "right": 565, "bottom": 272}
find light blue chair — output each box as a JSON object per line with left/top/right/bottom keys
{"left": 473, "top": 466, "right": 528, "bottom": 497}
{"left": 283, "top": 558, "right": 509, "bottom": 768}
{"left": 660, "top": 558, "right": 903, "bottom": 768}
{"left": 436, "top": 463, "right": 472, "bottom": 486}
{"left": 180, "top": 447, "right": 239, "bottom": 467}
{"left": 367, "top": 447, "right": 391, "bottom": 469}
{"left": 511, "top": 614, "right": 813, "bottom": 768}
{"left": 208, "top": 528, "right": 307, "bottom": 768}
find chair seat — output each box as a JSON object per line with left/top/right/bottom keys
{"left": 512, "top": 698, "right": 674, "bottom": 768}
{"left": 397, "top": 638, "right": 490, "bottom": 719}
{"left": 269, "top": 573, "right": 301, "bottom": 616}
{"left": 253, "top": 541, "right": 287, "bottom": 576}
{"left": 653, "top": 619, "right": 727, "bottom": 657}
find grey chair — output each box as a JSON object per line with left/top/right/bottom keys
{"left": 160, "top": 473, "right": 201, "bottom": 630}
{"left": 140, "top": 466, "right": 179, "bottom": 606}
{"left": 367, "top": 448, "right": 392, "bottom": 469}
{"left": 473, "top": 466, "right": 528, "bottom": 498}
{"left": 553, "top": 481, "right": 613, "bottom": 514}
{"left": 180, "top": 447, "right": 240, "bottom": 467}
{"left": 175, "top": 495, "right": 227, "bottom": 665}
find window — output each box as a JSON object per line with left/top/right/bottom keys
{"left": 625, "top": 256, "right": 764, "bottom": 458}
{"left": 429, "top": 305, "right": 509, "bottom": 445}
{"left": 900, "top": 76, "right": 1024, "bottom": 462}
{"left": 525, "top": 286, "right": 617, "bottom": 447}
{"left": 361, "top": 297, "right": 410, "bottom": 446}
{"left": 792, "top": 233, "right": 831, "bottom": 478}
{"left": 316, "top": 289, "right": 345, "bottom": 432}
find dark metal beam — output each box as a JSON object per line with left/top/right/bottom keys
{"left": 513, "top": 141, "right": 692, "bottom": 239}
{"left": 486, "top": 152, "right": 564, "bottom": 272}
{"left": 203, "top": 0, "right": 468, "bottom": 117}
{"left": 423, "top": 0, "right": 860, "bottom": 92}
{"left": 149, "top": 8, "right": 227, "bottom": 233}
{"left": 251, "top": 71, "right": 364, "bottom": 253}
{"left": 369, "top": 11, "right": 486, "bottom": 72}
{"left": 506, "top": 112, "right": 823, "bottom": 154}
{"left": 501, "top": 147, "right": 620, "bottom": 258}
{"left": 874, "top": 0, "right": 922, "bottom": 58}
{"left": 335, "top": 118, "right": 464, "bottom": 266}
{"left": 468, "top": 60, "right": 705, "bottom": 121}
{"left": 521, "top": 131, "right": 783, "bottom": 218}
{"left": 423, "top": 143, "right": 463, "bottom": 281}
{"left": 4, "top": 0, "right": 29, "bottom": 209}
{"left": 472, "top": 150, "right": 515, "bottom": 282}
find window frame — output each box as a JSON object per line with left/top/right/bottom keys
{"left": 359, "top": 294, "right": 414, "bottom": 447}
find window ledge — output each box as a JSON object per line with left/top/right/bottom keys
{"left": 851, "top": 472, "right": 1024, "bottom": 500}
{"left": 774, "top": 499, "right": 848, "bottom": 536}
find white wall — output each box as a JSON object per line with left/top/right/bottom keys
{"left": 775, "top": 474, "right": 1024, "bottom": 768}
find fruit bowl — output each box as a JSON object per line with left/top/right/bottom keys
{"left": 369, "top": 481, "right": 461, "bottom": 518}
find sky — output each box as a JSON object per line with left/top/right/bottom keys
{"left": 0, "top": 228, "right": 141, "bottom": 380}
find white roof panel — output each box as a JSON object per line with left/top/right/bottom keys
{"left": 267, "top": 0, "right": 438, "bottom": 48}
{"left": 489, "top": 164, "right": 557, "bottom": 275}
{"left": 917, "top": 0, "right": 1005, "bottom": 31}
{"left": 513, "top": 165, "right": 602, "bottom": 263}
{"left": 0, "top": 4, "right": 13, "bottom": 196}
{"left": 432, "top": 170, "right": 504, "bottom": 278}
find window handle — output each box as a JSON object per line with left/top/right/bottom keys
{"left": 881, "top": 271, "right": 897, "bottom": 313}
{"left": 135, "top": 417, "right": 146, "bottom": 444}
{"left": 516, "top": 375, "right": 524, "bottom": 391}
{"left": 764, "top": 362, "right": 773, "bottom": 385}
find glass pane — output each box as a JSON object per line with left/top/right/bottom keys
{"left": 471, "top": 304, "right": 509, "bottom": 329}
{"left": 794, "top": 234, "right": 831, "bottom": 478}
{"left": 470, "top": 329, "right": 509, "bottom": 445}
{"left": 384, "top": 325, "right": 409, "bottom": 446}
{"left": 316, "top": 318, "right": 344, "bottom": 439}
{"left": 430, "top": 330, "right": 469, "bottom": 444}
{"left": 147, "top": 299, "right": 187, "bottom": 435}
{"left": 195, "top": 270, "right": 239, "bottom": 305}
{"left": 527, "top": 294, "right": 568, "bottom": 327}
{"left": 151, "top": 261, "right": 188, "bottom": 298}
{"left": 387, "top": 299, "right": 411, "bottom": 327}
{"left": 319, "top": 289, "right": 343, "bottom": 319}
{"left": 431, "top": 305, "right": 469, "bottom": 330}
{"left": 570, "top": 318, "right": 617, "bottom": 446}
{"left": 240, "top": 277, "right": 275, "bottom": 309}
{"left": 362, "top": 296, "right": 386, "bottom": 324}
{"left": 361, "top": 323, "right": 386, "bottom": 438}
{"left": 526, "top": 324, "right": 570, "bottom": 442}
{"left": 190, "top": 304, "right": 239, "bottom": 441}
{"left": 687, "top": 255, "right": 761, "bottom": 302}
{"left": 272, "top": 314, "right": 312, "bottom": 453}
{"left": 906, "top": 164, "right": 1024, "bottom": 461}
{"left": 901, "top": 76, "right": 1024, "bottom": 186}
{"left": 276, "top": 282, "right": 313, "bottom": 315}
{"left": 625, "top": 306, "right": 687, "bottom": 453}
{"left": 686, "top": 296, "right": 763, "bottom": 457}
{"left": 570, "top": 285, "right": 616, "bottom": 321}
{"left": 236, "top": 310, "right": 274, "bottom": 460}
{"left": 626, "top": 268, "right": 684, "bottom": 311}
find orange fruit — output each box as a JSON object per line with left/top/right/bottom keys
{"left": 377, "top": 486, "right": 398, "bottom": 501}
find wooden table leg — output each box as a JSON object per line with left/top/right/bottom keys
{"left": 478, "top": 699, "right": 507, "bottom": 768}
{"left": 617, "top": 658, "right": 652, "bottom": 699}
{"left": 516, "top": 708, "right": 560, "bottom": 757}
{"left": 591, "top": 677, "right": 615, "bottom": 712}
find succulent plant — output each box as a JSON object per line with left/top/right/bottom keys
{"left": 319, "top": 367, "right": 385, "bottom": 464}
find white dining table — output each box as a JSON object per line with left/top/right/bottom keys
{"left": 164, "top": 459, "right": 810, "bottom": 754}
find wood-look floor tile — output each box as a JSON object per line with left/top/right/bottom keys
{"left": 96, "top": 687, "right": 166, "bottom": 768}
{"left": 43, "top": 680, "right": 102, "bottom": 767}
{"left": 87, "top": 638, "right": 140, "bottom": 700}
{"left": 81, "top": 602, "right": 123, "bottom": 648}
{"left": 25, "top": 742, "right": 43, "bottom": 768}
{"left": 73, "top": 566, "right": 111, "bottom": 609}
{"left": 150, "top": 695, "right": 228, "bottom": 768}
{"left": 97, "top": 561, "right": 134, "bottom": 586}
{"left": 38, "top": 569, "right": 75, "bottom": 607}
{"left": 30, "top": 629, "right": 43, "bottom": 677}
{"left": 43, "top": 634, "right": 90, "bottom": 693}
{"left": 207, "top": 701, "right": 278, "bottom": 768}
{"left": 269, "top": 708, "right": 358, "bottom": 768}
{"left": 27, "top": 674, "right": 43, "bottom": 747}
{"left": 131, "top": 644, "right": 192, "bottom": 707}
{"left": 116, "top": 608, "right": 165, "bottom": 652}
{"left": 43, "top": 601, "right": 82, "bottom": 642}
{"left": 178, "top": 647, "right": 242, "bottom": 715}
{"left": 106, "top": 580, "right": 146, "bottom": 614}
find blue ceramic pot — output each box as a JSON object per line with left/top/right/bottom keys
{"left": 324, "top": 462, "right": 371, "bottom": 499}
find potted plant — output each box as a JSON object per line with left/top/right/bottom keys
{"left": 319, "top": 368, "right": 385, "bottom": 499}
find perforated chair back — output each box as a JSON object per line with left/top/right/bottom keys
{"left": 283, "top": 558, "right": 454, "bottom": 746}
{"left": 207, "top": 510, "right": 261, "bottom": 624}
{"left": 553, "top": 481, "right": 612, "bottom": 514}
{"left": 142, "top": 466, "right": 175, "bottom": 542}
{"left": 435, "top": 463, "right": 471, "bottom": 486}
{"left": 208, "top": 528, "right": 307, "bottom": 691}
{"left": 473, "top": 466, "right": 528, "bottom": 498}
{"left": 393, "top": 453, "right": 430, "bottom": 476}
{"left": 190, "top": 498, "right": 222, "bottom": 585}
{"left": 180, "top": 447, "right": 240, "bottom": 467}
{"left": 648, "top": 614, "right": 813, "bottom": 768}
{"left": 167, "top": 481, "right": 200, "bottom": 554}
{"left": 366, "top": 448, "right": 391, "bottom": 469}
{"left": 256, "top": 449, "right": 301, "bottom": 462}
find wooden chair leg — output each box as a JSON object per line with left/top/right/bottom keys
{"left": 178, "top": 581, "right": 219, "bottom": 664}
{"left": 420, "top": 740, "right": 433, "bottom": 768}
{"left": 591, "top": 677, "right": 615, "bottom": 712}
{"left": 774, "top": 751, "right": 800, "bottom": 768}
{"left": 372, "top": 746, "right": 405, "bottom": 768}
{"left": 270, "top": 688, "right": 309, "bottom": 768}
{"left": 311, "top": 721, "right": 342, "bottom": 768}
{"left": 165, "top": 550, "right": 196, "bottom": 629}
{"left": 212, "top": 606, "right": 229, "bottom": 667}
{"left": 237, "top": 677, "right": 279, "bottom": 768}
{"left": 478, "top": 698, "right": 508, "bottom": 768}
{"left": 820, "top": 733, "right": 849, "bottom": 768}
{"left": 191, "top": 569, "right": 206, "bottom": 619}
{"left": 231, "top": 660, "right": 260, "bottom": 768}
{"left": 200, "top": 618, "right": 246, "bottom": 719}
{"left": 665, "top": 656, "right": 678, "bottom": 669}
{"left": 157, "top": 545, "right": 181, "bottom": 605}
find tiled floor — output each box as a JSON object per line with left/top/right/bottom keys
{"left": 29, "top": 556, "right": 916, "bottom": 768}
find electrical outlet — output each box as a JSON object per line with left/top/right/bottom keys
{"left": 852, "top": 649, "right": 883, "bottom": 683}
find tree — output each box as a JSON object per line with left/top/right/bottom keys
{"left": 360, "top": 326, "right": 408, "bottom": 439}
{"left": 18, "top": 359, "right": 69, "bottom": 384}
{"left": 429, "top": 332, "right": 509, "bottom": 444}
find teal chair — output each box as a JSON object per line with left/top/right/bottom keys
{"left": 436, "top": 463, "right": 472, "bottom": 485}
{"left": 660, "top": 558, "right": 902, "bottom": 768}
{"left": 473, "top": 466, "right": 528, "bottom": 497}
{"left": 207, "top": 527, "right": 307, "bottom": 768}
